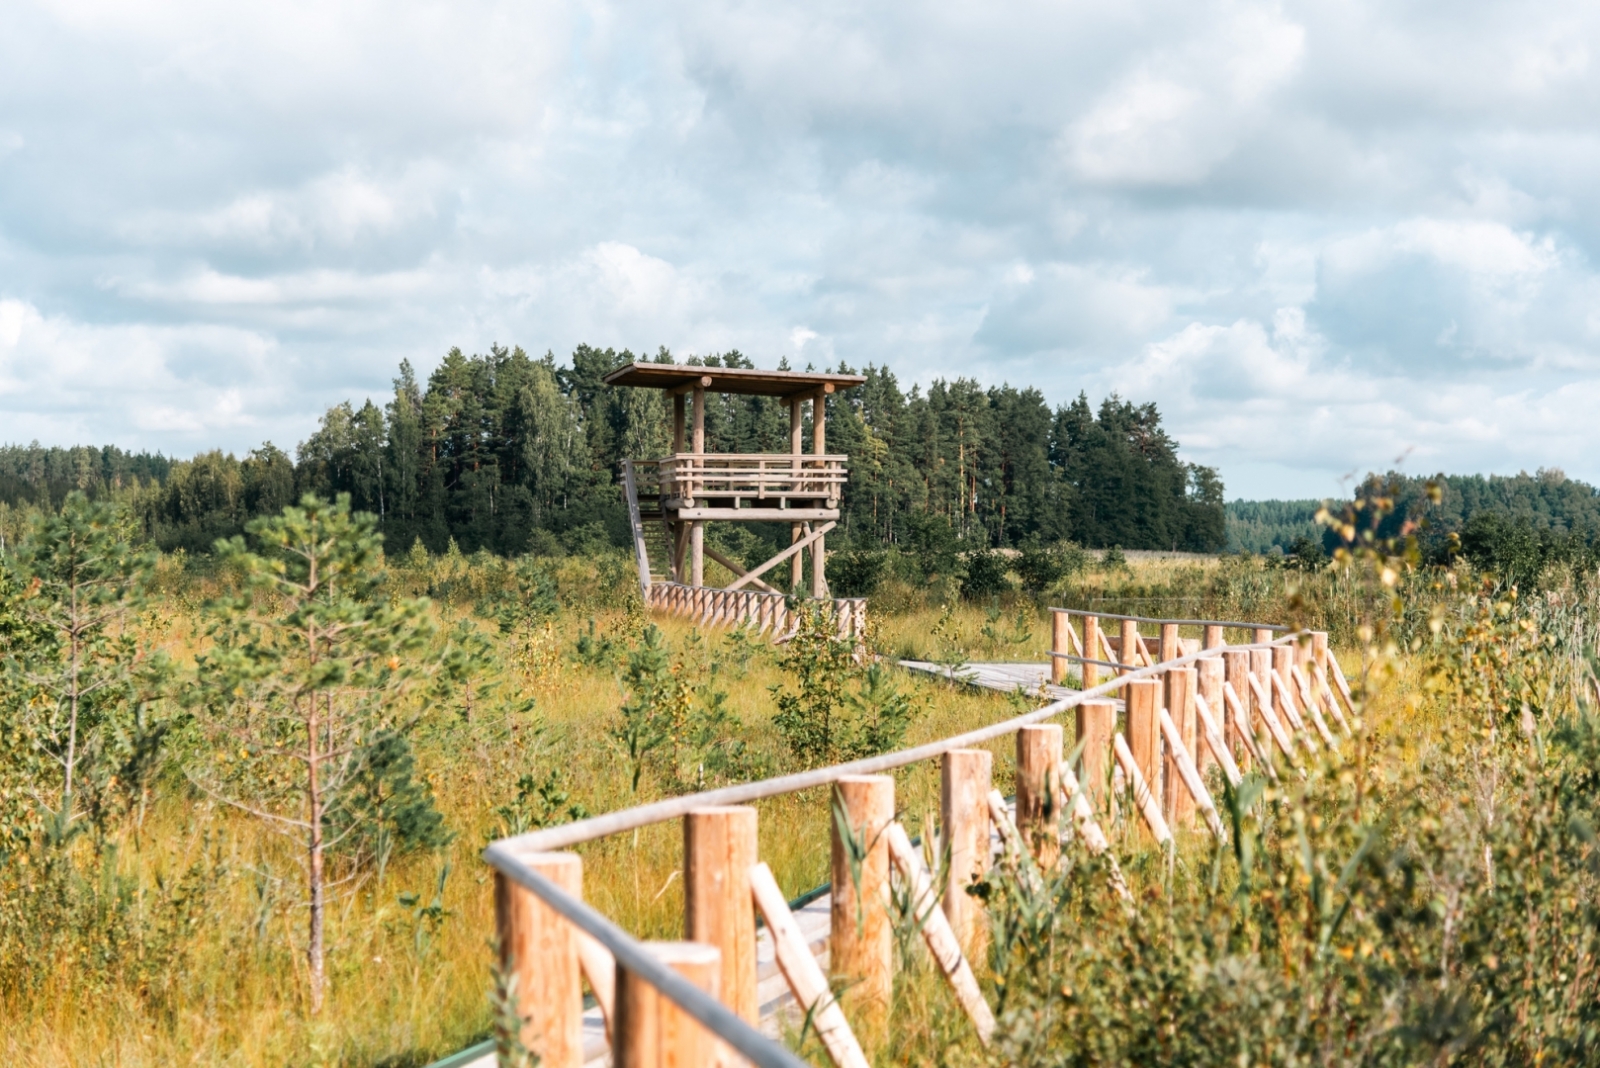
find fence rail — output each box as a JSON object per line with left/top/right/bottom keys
{"left": 481, "top": 612, "right": 1361, "bottom": 1067}
{"left": 644, "top": 582, "right": 866, "bottom": 641}
{"left": 635, "top": 452, "right": 850, "bottom": 507}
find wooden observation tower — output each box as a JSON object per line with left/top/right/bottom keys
{"left": 604, "top": 362, "right": 868, "bottom": 635}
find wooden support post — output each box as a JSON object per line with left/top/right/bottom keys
{"left": 1272, "top": 645, "right": 1302, "bottom": 721}
{"left": 1203, "top": 624, "right": 1225, "bottom": 650}
{"left": 1074, "top": 700, "right": 1115, "bottom": 814}
{"left": 1223, "top": 649, "right": 1253, "bottom": 769}
{"left": 613, "top": 941, "right": 721, "bottom": 1068}
{"left": 749, "top": 863, "right": 870, "bottom": 1068}
{"left": 1113, "top": 733, "right": 1171, "bottom": 845}
{"left": 1292, "top": 666, "right": 1338, "bottom": 748}
{"left": 673, "top": 393, "right": 685, "bottom": 453}
{"left": 1312, "top": 631, "right": 1329, "bottom": 674}
{"left": 1054, "top": 759, "right": 1132, "bottom": 902}
{"left": 692, "top": 386, "right": 706, "bottom": 455}
{"left": 1195, "top": 657, "right": 1224, "bottom": 776}
{"left": 1158, "top": 706, "right": 1225, "bottom": 838}
{"left": 1328, "top": 653, "right": 1357, "bottom": 721}
{"left": 1163, "top": 668, "right": 1197, "bottom": 825}
{"left": 1016, "top": 724, "right": 1063, "bottom": 869}
{"left": 1245, "top": 675, "right": 1302, "bottom": 770}
{"left": 790, "top": 523, "right": 803, "bottom": 593}
{"left": 986, "top": 789, "right": 1022, "bottom": 860}
{"left": 1050, "top": 611, "right": 1070, "bottom": 685}
{"left": 831, "top": 775, "right": 894, "bottom": 1043}
{"left": 684, "top": 807, "right": 758, "bottom": 1036}
{"left": 1159, "top": 622, "right": 1179, "bottom": 663}
{"left": 495, "top": 852, "right": 583, "bottom": 1068}
{"left": 1192, "top": 692, "right": 1242, "bottom": 787}
{"left": 1313, "top": 663, "right": 1352, "bottom": 736}
{"left": 812, "top": 530, "right": 827, "bottom": 599}
{"left": 1252, "top": 628, "right": 1273, "bottom": 695}
{"left": 940, "top": 748, "right": 992, "bottom": 952}
{"left": 813, "top": 391, "right": 827, "bottom": 456}
{"left": 1081, "top": 615, "right": 1100, "bottom": 690}
{"left": 690, "top": 523, "right": 704, "bottom": 589}
{"left": 1222, "top": 682, "right": 1278, "bottom": 783}
{"left": 1124, "top": 679, "right": 1162, "bottom": 824}
{"left": 883, "top": 823, "right": 997, "bottom": 1045}
{"left": 1120, "top": 619, "right": 1139, "bottom": 673}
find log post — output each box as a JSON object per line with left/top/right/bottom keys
{"left": 495, "top": 852, "right": 583, "bottom": 1068}
{"left": 1195, "top": 657, "right": 1224, "bottom": 777}
{"left": 940, "top": 748, "right": 993, "bottom": 953}
{"left": 1252, "top": 627, "right": 1273, "bottom": 695}
{"left": 1120, "top": 619, "right": 1139, "bottom": 673}
{"left": 684, "top": 807, "right": 758, "bottom": 1038}
{"left": 749, "top": 864, "right": 870, "bottom": 1068}
{"left": 613, "top": 942, "right": 721, "bottom": 1068}
{"left": 1203, "top": 624, "right": 1225, "bottom": 650}
{"left": 1223, "top": 649, "right": 1253, "bottom": 769}
{"left": 1163, "top": 667, "right": 1197, "bottom": 826}
{"left": 1050, "top": 610, "right": 1070, "bottom": 685}
{"left": 1272, "top": 645, "right": 1304, "bottom": 722}
{"left": 831, "top": 775, "right": 894, "bottom": 1044}
{"left": 1081, "top": 615, "right": 1100, "bottom": 690}
{"left": 1016, "top": 724, "right": 1064, "bottom": 868}
{"left": 1123, "top": 679, "right": 1162, "bottom": 834}
{"left": 1074, "top": 700, "right": 1115, "bottom": 815}
{"left": 1159, "top": 622, "right": 1179, "bottom": 663}
{"left": 1312, "top": 630, "right": 1329, "bottom": 674}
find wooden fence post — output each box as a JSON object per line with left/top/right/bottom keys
{"left": 1081, "top": 615, "right": 1100, "bottom": 690}
{"left": 1120, "top": 619, "right": 1139, "bottom": 673}
{"left": 1252, "top": 628, "right": 1273, "bottom": 694}
{"left": 941, "top": 748, "right": 993, "bottom": 953}
{"left": 1223, "top": 649, "right": 1253, "bottom": 769}
{"left": 1164, "top": 667, "right": 1197, "bottom": 826}
{"left": 1123, "top": 679, "right": 1162, "bottom": 836}
{"left": 1272, "top": 645, "right": 1304, "bottom": 722}
{"left": 684, "top": 806, "right": 758, "bottom": 1044}
{"left": 1074, "top": 700, "right": 1115, "bottom": 814}
{"left": 1017, "top": 724, "right": 1064, "bottom": 868}
{"left": 1203, "top": 624, "right": 1225, "bottom": 650}
{"left": 1195, "top": 658, "right": 1224, "bottom": 777}
{"left": 831, "top": 775, "right": 894, "bottom": 1045}
{"left": 495, "top": 852, "right": 583, "bottom": 1068}
{"left": 613, "top": 942, "right": 721, "bottom": 1068}
{"left": 1159, "top": 623, "right": 1180, "bottom": 663}
{"left": 1050, "top": 610, "right": 1070, "bottom": 685}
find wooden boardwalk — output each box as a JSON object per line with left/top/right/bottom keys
{"left": 898, "top": 659, "right": 1074, "bottom": 700}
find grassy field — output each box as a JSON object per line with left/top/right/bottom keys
{"left": 5, "top": 527, "right": 1597, "bottom": 1066}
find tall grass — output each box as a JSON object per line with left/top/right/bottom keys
{"left": 5, "top": 537, "right": 1596, "bottom": 1065}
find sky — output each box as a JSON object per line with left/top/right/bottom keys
{"left": 3, "top": 0, "right": 1600, "bottom": 500}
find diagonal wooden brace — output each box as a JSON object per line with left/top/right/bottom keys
{"left": 725, "top": 521, "right": 837, "bottom": 592}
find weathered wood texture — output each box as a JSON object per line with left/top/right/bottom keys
{"left": 940, "top": 748, "right": 992, "bottom": 952}
{"left": 831, "top": 775, "right": 894, "bottom": 1043}
{"left": 683, "top": 807, "right": 758, "bottom": 1032}
{"left": 496, "top": 851, "right": 584, "bottom": 1068}
{"left": 613, "top": 941, "right": 721, "bottom": 1068}
{"left": 1016, "top": 724, "right": 1064, "bottom": 868}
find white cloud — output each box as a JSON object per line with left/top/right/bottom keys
{"left": 4, "top": 0, "right": 1600, "bottom": 498}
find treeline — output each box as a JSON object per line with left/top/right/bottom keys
{"left": 0, "top": 345, "right": 1228, "bottom": 557}
{"left": 1226, "top": 499, "right": 1322, "bottom": 554}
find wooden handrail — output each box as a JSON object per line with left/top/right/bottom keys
{"left": 487, "top": 633, "right": 1304, "bottom": 856}
{"left": 1049, "top": 606, "right": 1289, "bottom": 631}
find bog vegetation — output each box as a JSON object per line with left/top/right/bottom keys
{"left": 2, "top": 471, "right": 1600, "bottom": 1065}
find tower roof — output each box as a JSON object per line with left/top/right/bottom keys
{"left": 602, "top": 362, "right": 865, "bottom": 398}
